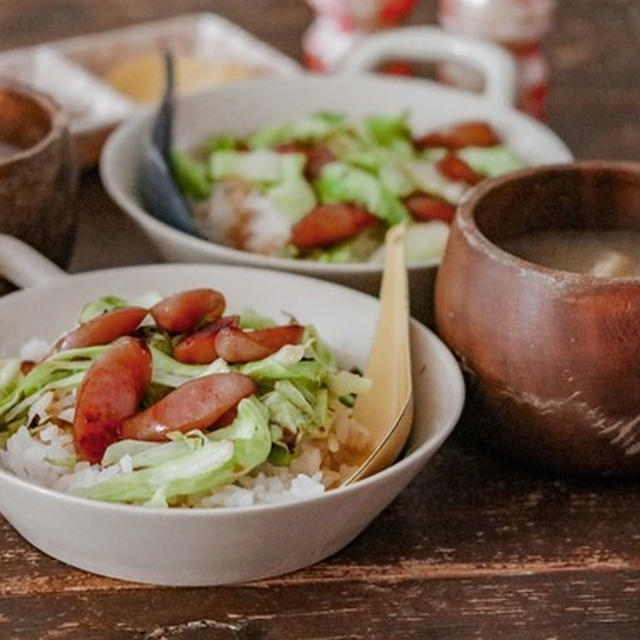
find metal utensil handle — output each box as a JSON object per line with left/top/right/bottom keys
{"left": 0, "top": 234, "right": 67, "bottom": 289}
{"left": 339, "top": 26, "right": 517, "bottom": 106}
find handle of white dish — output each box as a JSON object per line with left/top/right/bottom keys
{"left": 0, "top": 234, "right": 67, "bottom": 289}
{"left": 339, "top": 26, "right": 517, "bottom": 106}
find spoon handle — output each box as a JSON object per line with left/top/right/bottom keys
{"left": 354, "top": 224, "right": 411, "bottom": 429}
{"left": 154, "top": 52, "right": 175, "bottom": 159}
{"left": 344, "top": 224, "right": 413, "bottom": 484}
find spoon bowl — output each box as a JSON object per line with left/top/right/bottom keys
{"left": 139, "top": 53, "right": 198, "bottom": 235}
{"left": 345, "top": 225, "right": 413, "bottom": 484}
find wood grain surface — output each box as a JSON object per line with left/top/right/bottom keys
{"left": 0, "top": 1, "right": 639, "bottom": 638}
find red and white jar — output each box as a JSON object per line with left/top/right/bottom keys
{"left": 303, "top": 0, "right": 416, "bottom": 72}
{"left": 437, "top": 0, "right": 556, "bottom": 119}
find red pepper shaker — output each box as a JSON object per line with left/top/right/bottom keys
{"left": 303, "top": 0, "right": 417, "bottom": 73}
{"left": 437, "top": 0, "right": 556, "bottom": 119}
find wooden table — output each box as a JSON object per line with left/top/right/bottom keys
{"left": 2, "top": 1, "right": 640, "bottom": 638}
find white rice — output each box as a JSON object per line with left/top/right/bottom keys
{"left": 0, "top": 388, "right": 370, "bottom": 509}
{"left": 196, "top": 179, "right": 291, "bottom": 255}
{"left": 27, "top": 391, "right": 54, "bottom": 426}
{"left": 196, "top": 471, "right": 326, "bottom": 508}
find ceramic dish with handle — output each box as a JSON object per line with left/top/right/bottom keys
{"left": 100, "top": 26, "right": 573, "bottom": 324}
{"left": 0, "top": 234, "right": 464, "bottom": 586}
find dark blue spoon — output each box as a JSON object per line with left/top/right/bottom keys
{"left": 139, "top": 53, "right": 199, "bottom": 235}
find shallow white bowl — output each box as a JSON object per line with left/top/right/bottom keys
{"left": 0, "top": 252, "right": 464, "bottom": 586}
{"left": 100, "top": 27, "right": 573, "bottom": 323}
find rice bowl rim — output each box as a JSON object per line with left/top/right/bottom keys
{"left": 0, "top": 262, "right": 465, "bottom": 517}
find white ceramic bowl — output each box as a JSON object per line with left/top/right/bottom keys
{"left": 0, "top": 235, "right": 464, "bottom": 586}
{"left": 100, "top": 27, "right": 573, "bottom": 324}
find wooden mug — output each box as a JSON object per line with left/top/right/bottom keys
{"left": 435, "top": 161, "right": 640, "bottom": 475}
{"left": 0, "top": 83, "right": 77, "bottom": 293}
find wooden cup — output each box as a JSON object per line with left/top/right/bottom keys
{"left": 435, "top": 161, "right": 640, "bottom": 475}
{"left": 0, "top": 83, "right": 77, "bottom": 293}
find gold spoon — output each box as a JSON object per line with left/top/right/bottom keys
{"left": 343, "top": 224, "right": 413, "bottom": 485}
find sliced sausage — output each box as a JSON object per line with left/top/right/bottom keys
{"left": 404, "top": 194, "right": 456, "bottom": 224}
{"left": 73, "top": 337, "right": 152, "bottom": 463}
{"left": 437, "top": 155, "right": 485, "bottom": 186}
{"left": 58, "top": 307, "right": 148, "bottom": 351}
{"left": 150, "top": 288, "right": 226, "bottom": 333}
{"left": 291, "top": 203, "right": 378, "bottom": 250}
{"left": 247, "top": 325, "right": 305, "bottom": 351}
{"left": 173, "top": 316, "right": 239, "bottom": 364}
{"left": 215, "top": 325, "right": 305, "bottom": 363}
{"left": 415, "top": 121, "right": 500, "bottom": 150}
{"left": 120, "top": 372, "right": 256, "bottom": 441}
{"left": 20, "top": 361, "right": 36, "bottom": 375}
{"left": 214, "top": 406, "right": 238, "bottom": 428}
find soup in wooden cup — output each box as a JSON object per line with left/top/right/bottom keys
{"left": 435, "top": 161, "right": 640, "bottom": 475}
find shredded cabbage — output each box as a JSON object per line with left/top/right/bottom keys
{"left": 168, "top": 111, "right": 525, "bottom": 266}
{"left": 249, "top": 111, "right": 347, "bottom": 148}
{"left": 363, "top": 112, "right": 410, "bottom": 146}
{"left": 315, "top": 162, "right": 410, "bottom": 226}
{"left": 79, "top": 296, "right": 127, "bottom": 323}
{"left": 210, "top": 150, "right": 304, "bottom": 184}
{"left": 458, "top": 145, "right": 525, "bottom": 177}
{"left": 327, "top": 370, "right": 373, "bottom": 398}
{"left": 78, "top": 439, "right": 235, "bottom": 505}
{"left": 0, "top": 346, "right": 108, "bottom": 424}
{"left": 210, "top": 150, "right": 316, "bottom": 218}
{"left": 239, "top": 308, "right": 276, "bottom": 330}
{"left": 171, "top": 150, "right": 211, "bottom": 199}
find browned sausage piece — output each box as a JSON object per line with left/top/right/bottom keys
{"left": 291, "top": 204, "right": 378, "bottom": 250}
{"left": 73, "top": 337, "right": 152, "bottom": 463}
{"left": 214, "top": 325, "right": 305, "bottom": 363}
{"left": 173, "top": 316, "right": 239, "bottom": 364}
{"left": 151, "top": 289, "right": 226, "bottom": 333}
{"left": 120, "top": 372, "right": 256, "bottom": 441}
{"left": 404, "top": 194, "right": 456, "bottom": 224}
{"left": 58, "top": 307, "right": 148, "bottom": 351}
{"left": 414, "top": 121, "right": 500, "bottom": 150}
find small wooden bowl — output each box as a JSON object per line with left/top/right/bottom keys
{"left": 0, "top": 83, "right": 77, "bottom": 291}
{"left": 435, "top": 161, "right": 640, "bottom": 475}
